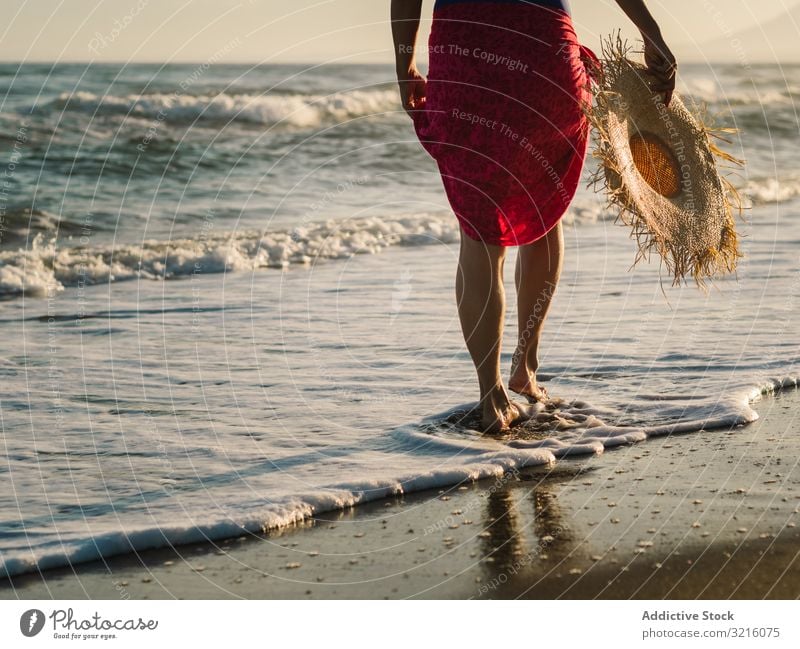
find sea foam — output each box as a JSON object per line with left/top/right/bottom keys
{"left": 2, "top": 376, "right": 796, "bottom": 579}
{"left": 44, "top": 88, "right": 401, "bottom": 128}
{"left": 0, "top": 214, "right": 460, "bottom": 297}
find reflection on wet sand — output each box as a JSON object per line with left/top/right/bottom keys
{"left": 478, "top": 468, "right": 579, "bottom": 588}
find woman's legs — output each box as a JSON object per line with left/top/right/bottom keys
{"left": 456, "top": 230, "right": 528, "bottom": 433}
{"left": 509, "top": 221, "right": 563, "bottom": 400}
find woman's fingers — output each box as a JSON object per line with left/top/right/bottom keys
{"left": 647, "top": 76, "right": 675, "bottom": 106}
{"left": 399, "top": 84, "right": 415, "bottom": 113}
{"left": 648, "top": 55, "right": 676, "bottom": 76}
{"left": 652, "top": 62, "right": 676, "bottom": 76}
{"left": 648, "top": 72, "right": 674, "bottom": 86}
{"left": 643, "top": 39, "right": 677, "bottom": 107}
{"left": 648, "top": 77, "right": 674, "bottom": 92}
{"left": 397, "top": 73, "right": 426, "bottom": 117}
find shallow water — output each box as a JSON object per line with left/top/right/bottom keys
{"left": 0, "top": 62, "right": 799, "bottom": 577}
{"left": 2, "top": 208, "right": 798, "bottom": 578}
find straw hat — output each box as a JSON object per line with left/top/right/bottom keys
{"left": 585, "top": 36, "right": 743, "bottom": 286}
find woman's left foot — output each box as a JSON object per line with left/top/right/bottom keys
{"left": 508, "top": 369, "right": 549, "bottom": 403}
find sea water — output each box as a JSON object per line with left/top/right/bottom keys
{"left": 0, "top": 62, "right": 798, "bottom": 578}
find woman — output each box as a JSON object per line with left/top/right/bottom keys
{"left": 391, "top": 0, "right": 676, "bottom": 434}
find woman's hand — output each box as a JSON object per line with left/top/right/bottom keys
{"left": 642, "top": 31, "right": 677, "bottom": 106}
{"left": 392, "top": 0, "right": 425, "bottom": 117}
{"left": 612, "top": 1, "right": 677, "bottom": 106}
{"left": 397, "top": 65, "right": 427, "bottom": 116}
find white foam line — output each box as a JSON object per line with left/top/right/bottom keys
{"left": 2, "top": 378, "right": 797, "bottom": 580}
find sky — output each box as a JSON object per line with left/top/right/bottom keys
{"left": 1, "top": 0, "right": 799, "bottom": 64}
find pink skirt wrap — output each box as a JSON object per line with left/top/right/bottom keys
{"left": 413, "top": 3, "right": 598, "bottom": 246}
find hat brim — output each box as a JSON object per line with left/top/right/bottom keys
{"left": 584, "top": 35, "right": 743, "bottom": 287}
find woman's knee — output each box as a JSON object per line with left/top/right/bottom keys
{"left": 459, "top": 229, "right": 507, "bottom": 271}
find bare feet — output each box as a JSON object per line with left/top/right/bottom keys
{"left": 481, "top": 388, "right": 533, "bottom": 435}
{"left": 508, "top": 365, "right": 549, "bottom": 403}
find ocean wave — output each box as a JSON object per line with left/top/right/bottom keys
{"left": 0, "top": 208, "right": 90, "bottom": 248}
{"left": 0, "top": 440, "right": 553, "bottom": 579}
{"left": 0, "top": 201, "right": 630, "bottom": 299}
{"left": 744, "top": 176, "right": 800, "bottom": 205}
{"left": 2, "top": 177, "right": 793, "bottom": 299}
{"left": 679, "top": 78, "right": 796, "bottom": 107}
{"left": 0, "top": 176, "right": 800, "bottom": 297}
{"left": 0, "top": 213, "right": 460, "bottom": 298}
{"left": 40, "top": 88, "right": 401, "bottom": 128}
{"left": 2, "top": 376, "right": 796, "bottom": 579}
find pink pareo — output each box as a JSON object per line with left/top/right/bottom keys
{"left": 413, "top": 2, "right": 598, "bottom": 246}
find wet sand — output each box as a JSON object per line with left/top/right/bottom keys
{"left": 2, "top": 388, "right": 799, "bottom": 599}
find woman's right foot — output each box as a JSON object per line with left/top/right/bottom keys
{"left": 481, "top": 391, "right": 532, "bottom": 435}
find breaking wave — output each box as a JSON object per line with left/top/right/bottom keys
{"left": 40, "top": 88, "right": 401, "bottom": 128}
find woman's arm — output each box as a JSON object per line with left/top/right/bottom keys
{"left": 391, "top": 0, "right": 426, "bottom": 116}
{"left": 614, "top": 0, "right": 677, "bottom": 105}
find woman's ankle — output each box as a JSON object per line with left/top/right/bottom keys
{"left": 510, "top": 356, "right": 538, "bottom": 380}
{"left": 479, "top": 382, "right": 510, "bottom": 407}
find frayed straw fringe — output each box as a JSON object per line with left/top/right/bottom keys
{"left": 583, "top": 34, "right": 744, "bottom": 289}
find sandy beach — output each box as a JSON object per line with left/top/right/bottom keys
{"left": 3, "top": 53, "right": 799, "bottom": 603}
{"left": 2, "top": 11, "right": 800, "bottom": 648}
{"left": 3, "top": 386, "right": 797, "bottom": 600}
